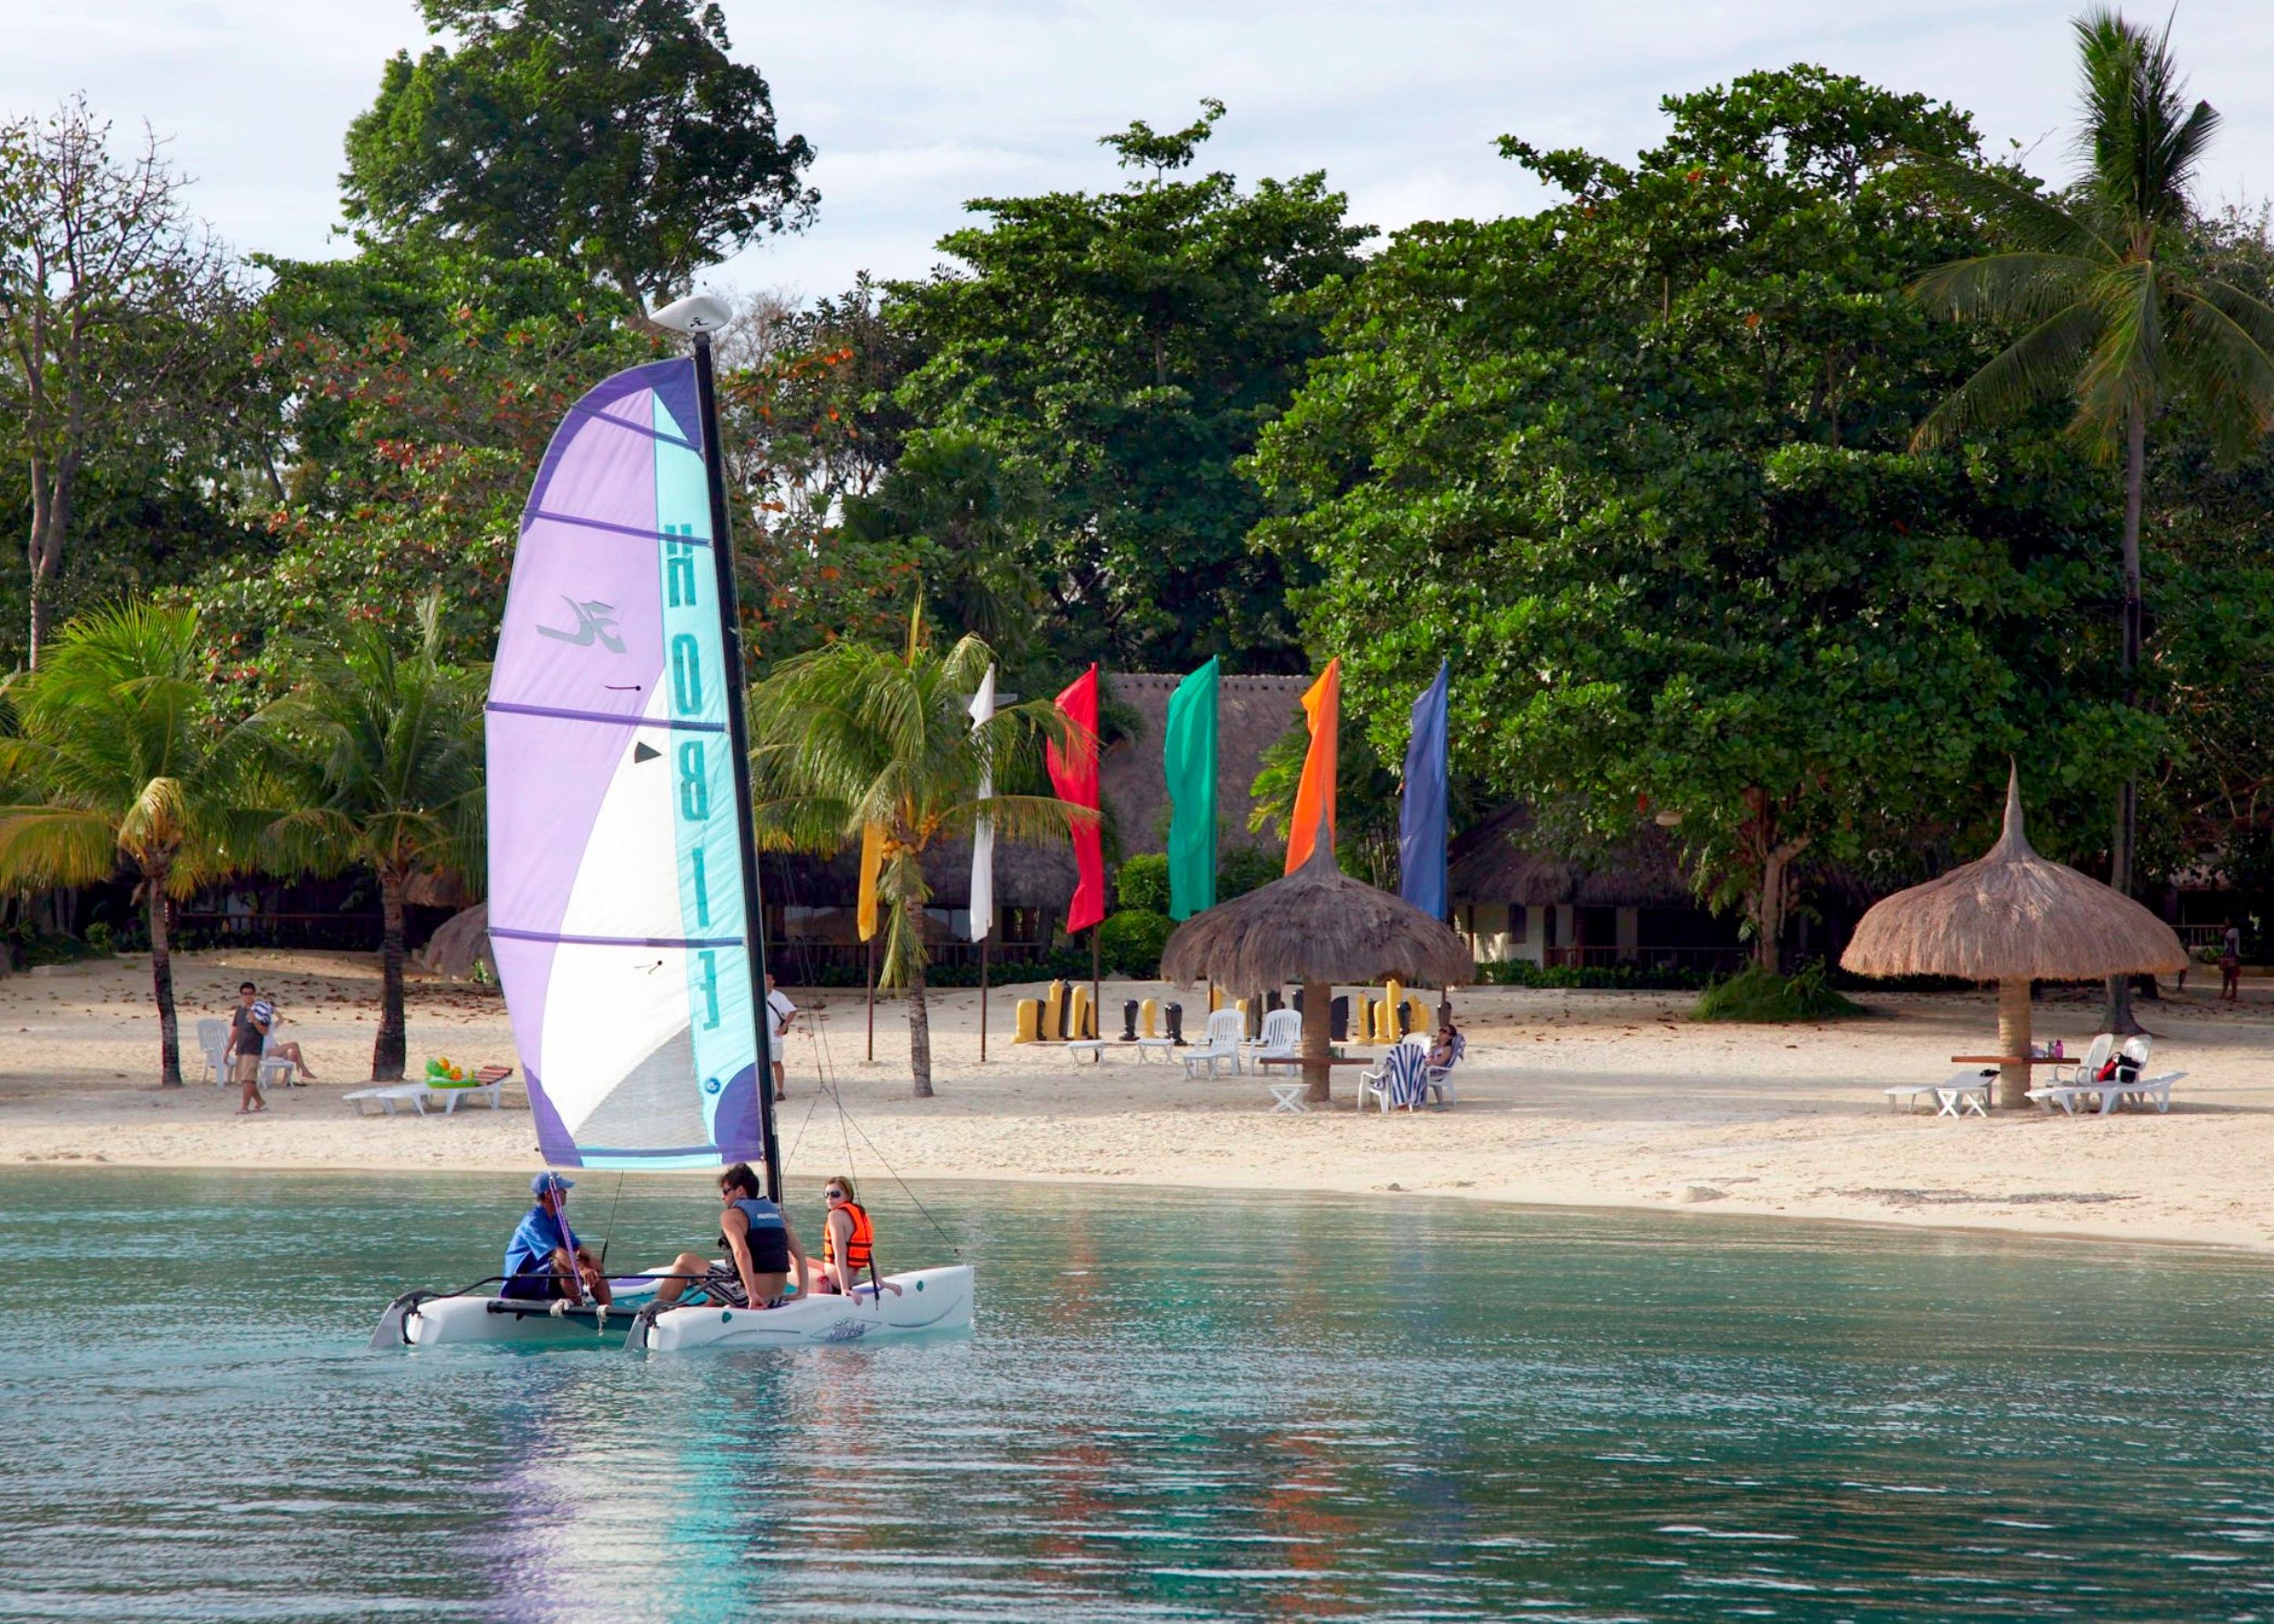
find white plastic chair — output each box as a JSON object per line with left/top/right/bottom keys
{"left": 257, "top": 1032, "right": 298, "bottom": 1091}
{"left": 1248, "top": 1008, "right": 1301, "bottom": 1065}
{"left": 1183, "top": 1010, "right": 1246, "bottom": 1078}
{"left": 2048, "top": 1034, "right": 2113, "bottom": 1087}
{"left": 196, "top": 1019, "right": 230, "bottom": 1087}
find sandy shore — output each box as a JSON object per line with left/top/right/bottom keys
{"left": 4, "top": 948, "right": 2272, "bottom": 1251}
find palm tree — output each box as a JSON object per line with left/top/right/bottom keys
{"left": 0, "top": 604, "right": 284, "bottom": 1086}
{"left": 258, "top": 595, "right": 483, "bottom": 1081}
{"left": 1904, "top": 9, "right": 2274, "bottom": 1030}
{"left": 747, "top": 628, "right": 1087, "bottom": 1097}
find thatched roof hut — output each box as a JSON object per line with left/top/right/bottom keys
{"left": 1841, "top": 770, "right": 2184, "bottom": 1105}
{"left": 1161, "top": 835, "right": 1471, "bottom": 1101}
{"left": 1446, "top": 804, "right": 1691, "bottom": 907}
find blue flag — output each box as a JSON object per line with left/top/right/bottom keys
{"left": 1398, "top": 661, "right": 1450, "bottom": 919}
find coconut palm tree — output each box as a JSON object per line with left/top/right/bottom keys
{"left": 0, "top": 604, "right": 286, "bottom": 1086}
{"left": 257, "top": 594, "right": 483, "bottom": 1081}
{"left": 1904, "top": 8, "right": 2274, "bottom": 1030}
{"left": 747, "top": 628, "right": 1087, "bottom": 1097}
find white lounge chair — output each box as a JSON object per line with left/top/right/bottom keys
{"left": 257, "top": 1033, "right": 298, "bottom": 1092}
{"left": 1423, "top": 1032, "right": 1465, "bottom": 1108}
{"left": 344, "top": 1082, "right": 432, "bottom": 1117}
{"left": 195, "top": 1019, "right": 229, "bottom": 1087}
{"left": 1247, "top": 1008, "right": 1301, "bottom": 1066}
{"left": 2028, "top": 1068, "right": 2185, "bottom": 1116}
{"left": 1183, "top": 1010, "right": 1246, "bottom": 1078}
{"left": 2047, "top": 1034, "right": 2113, "bottom": 1087}
{"left": 1360, "top": 1037, "right": 1433, "bottom": 1113}
{"left": 1883, "top": 1069, "right": 1992, "bottom": 1117}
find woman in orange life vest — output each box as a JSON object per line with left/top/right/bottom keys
{"left": 813, "top": 1175, "right": 901, "bottom": 1297}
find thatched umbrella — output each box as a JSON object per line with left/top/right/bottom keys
{"left": 1160, "top": 834, "right": 1472, "bottom": 1102}
{"left": 1840, "top": 770, "right": 2183, "bottom": 1107}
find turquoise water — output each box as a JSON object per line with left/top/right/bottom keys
{"left": 2, "top": 1171, "right": 2271, "bottom": 1622}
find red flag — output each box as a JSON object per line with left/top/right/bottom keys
{"left": 1047, "top": 663, "right": 1106, "bottom": 933}
{"left": 1285, "top": 658, "right": 1340, "bottom": 873}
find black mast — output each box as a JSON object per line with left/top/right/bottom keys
{"left": 690, "top": 329, "right": 783, "bottom": 1206}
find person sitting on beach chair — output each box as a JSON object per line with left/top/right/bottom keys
{"left": 500, "top": 1172, "right": 611, "bottom": 1305}
{"left": 651, "top": 1162, "right": 809, "bottom": 1311}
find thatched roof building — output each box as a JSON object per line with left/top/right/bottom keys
{"left": 1446, "top": 804, "right": 1691, "bottom": 907}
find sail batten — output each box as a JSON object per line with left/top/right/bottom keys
{"left": 487, "top": 357, "right": 765, "bottom": 1172}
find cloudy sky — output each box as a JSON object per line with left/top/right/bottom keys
{"left": 6, "top": 0, "right": 2272, "bottom": 302}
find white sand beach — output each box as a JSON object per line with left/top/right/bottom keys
{"left": 4, "top": 948, "right": 2272, "bottom": 1252}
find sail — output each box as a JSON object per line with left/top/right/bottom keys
{"left": 486, "top": 358, "right": 763, "bottom": 1170}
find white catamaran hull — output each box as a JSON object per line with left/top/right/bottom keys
{"left": 376, "top": 1266, "right": 974, "bottom": 1351}
{"left": 640, "top": 1265, "right": 974, "bottom": 1350}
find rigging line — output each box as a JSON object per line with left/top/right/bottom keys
{"left": 598, "top": 1170, "right": 627, "bottom": 1270}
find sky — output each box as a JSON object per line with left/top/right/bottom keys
{"left": 6, "top": 0, "right": 2273, "bottom": 305}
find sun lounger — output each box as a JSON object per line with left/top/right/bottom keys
{"left": 424, "top": 1064, "right": 513, "bottom": 1112}
{"left": 1885, "top": 1070, "right": 1992, "bottom": 1117}
{"left": 344, "top": 1082, "right": 434, "bottom": 1117}
{"left": 2028, "top": 1069, "right": 2185, "bottom": 1115}
{"left": 1360, "top": 1040, "right": 1433, "bottom": 1112}
{"left": 196, "top": 1019, "right": 230, "bottom": 1087}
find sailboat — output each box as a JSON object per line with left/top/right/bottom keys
{"left": 371, "top": 295, "right": 975, "bottom": 1352}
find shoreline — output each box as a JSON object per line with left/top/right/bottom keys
{"left": 8, "top": 947, "right": 2274, "bottom": 1257}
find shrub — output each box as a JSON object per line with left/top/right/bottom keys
{"left": 1116, "top": 853, "right": 1170, "bottom": 914}
{"left": 1096, "top": 908, "right": 1175, "bottom": 977}
{"left": 1476, "top": 959, "right": 1709, "bottom": 991}
{"left": 1218, "top": 846, "right": 1279, "bottom": 901}
{"left": 1691, "top": 960, "right": 1862, "bottom": 1023}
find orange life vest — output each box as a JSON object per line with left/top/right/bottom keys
{"left": 823, "top": 1200, "right": 874, "bottom": 1274}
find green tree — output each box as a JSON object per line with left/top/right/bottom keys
{"left": 1902, "top": 9, "right": 2274, "bottom": 1027}
{"left": 258, "top": 595, "right": 484, "bottom": 1081}
{"left": 1251, "top": 67, "right": 2116, "bottom": 967}
{"left": 891, "top": 101, "right": 1371, "bottom": 670}
{"left": 0, "top": 604, "right": 285, "bottom": 1085}
{"left": 0, "top": 98, "right": 243, "bottom": 666}
{"left": 747, "top": 629, "right": 1085, "bottom": 1097}
{"left": 181, "top": 243, "right": 652, "bottom": 684}
{"left": 342, "top": 0, "right": 817, "bottom": 309}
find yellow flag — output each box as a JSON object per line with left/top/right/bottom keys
{"left": 857, "top": 822, "right": 884, "bottom": 941}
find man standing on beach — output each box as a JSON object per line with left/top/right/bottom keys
{"left": 227, "top": 982, "right": 272, "bottom": 1114}
{"left": 765, "top": 973, "right": 796, "bottom": 1102}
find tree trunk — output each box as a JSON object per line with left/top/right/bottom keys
{"left": 2104, "top": 409, "right": 2146, "bottom": 1035}
{"left": 1994, "top": 976, "right": 2032, "bottom": 1110}
{"left": 907, "top": 946, "right": 934, "bottom": 1098}
{"left": 25, "top": 454, "right": 75, "bottom": 671}
{"left": 373, "top": 874, "right": 408, "bottom": 1081}
{"left": 150, "top": 880, "right": 182, "bottom": 1088}
{"left": 1747, "top": 832, "right": 1810, "bottom": 974}
{"left": 1302, "top": 978, "right": 1332, "bottom": 1104}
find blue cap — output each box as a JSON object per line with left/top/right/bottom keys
{"left": 531, "top": 1172, "right": 575, "bottom": 1196}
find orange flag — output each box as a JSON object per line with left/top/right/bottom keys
{"left": 1284, "top": 658, "right": 1340, "bottom": 873}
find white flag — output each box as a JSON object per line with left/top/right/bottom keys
{"left": 968, "top": 664, "right": 997, "bottom": 941}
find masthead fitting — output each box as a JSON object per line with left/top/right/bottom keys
{"left": 650, "top": 293, "right": 733, "bottom": 335}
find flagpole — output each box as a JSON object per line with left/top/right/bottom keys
{"left": 865, "top": 934, "right": 877, "bottom": 1063}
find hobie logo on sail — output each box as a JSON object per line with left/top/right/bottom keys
{"left": 536, "top": 597, "right": 627, "bottom": 653}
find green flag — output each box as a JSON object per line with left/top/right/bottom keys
{"left": 1163, "top": 656, "right": 1220, "bottom": 920}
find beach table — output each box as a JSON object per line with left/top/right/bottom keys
{"left": 1254, "top": 1055, "right": 1372, "bottom": 1112}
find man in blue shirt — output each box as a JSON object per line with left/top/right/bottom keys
{"left": 501, "top": 1172, "right": 611, "bottom": 1304}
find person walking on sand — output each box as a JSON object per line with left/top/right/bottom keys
{"left": 765, "top": 973, "right": 796, "bottom": 1102}
{"left": 226, "top": 982, "right": 272, "bottom": 1113}
{"left": 2220, "top": 919, "right": 2244, "bottom": 1001}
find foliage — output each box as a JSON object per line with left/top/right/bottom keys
{"left": 1217, "top": 845, "right": 1280, "bottom": 902}
{"left": 1247, "top": 717, "right": 1402, "bottom": 889}
{"left": 1691, "top": 960, "right": 1863, "bottom": 1023}
{"left": 0, "top": 603, "right": 293, "bottom": 1083}
{"left": 1250, "top": 66, "right": 2122, "bottom": 968}
{"left": 254, "top": 594, "right": 484, "bottom": 1078}
{"left": 341, "top": 0, "right": 817, "bottom": 307}
{"left": 889, "top": 102, "right": 1372, "bottom": 670}
{"left": 1095, "top": 908, "right": 1174, "bottom": 977}
{"left": 1476, "top": 959, "right": 1713, "bottom": 992}
{"left": 179, "top": 244, "right": 653, "bottom": 686}
{"left": 746, "top": 627, "right": 1087, "bottom": 1094}
{"left": 0, "top": 97, "right": 249, "bottom": 666}
{"left": 1116, "top": 853, "right": 1170, "bottom": 914}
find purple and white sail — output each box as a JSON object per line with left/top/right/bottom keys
{"left": 486, "top": 358, "right": 763, "bottom": 1170}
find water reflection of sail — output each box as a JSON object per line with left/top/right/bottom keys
{"left": 487, "top": 358, "right": 765, "bottom": 1171}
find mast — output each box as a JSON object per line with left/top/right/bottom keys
{"left": 688, "top": 325, "right": 783, "bottom": 1206}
